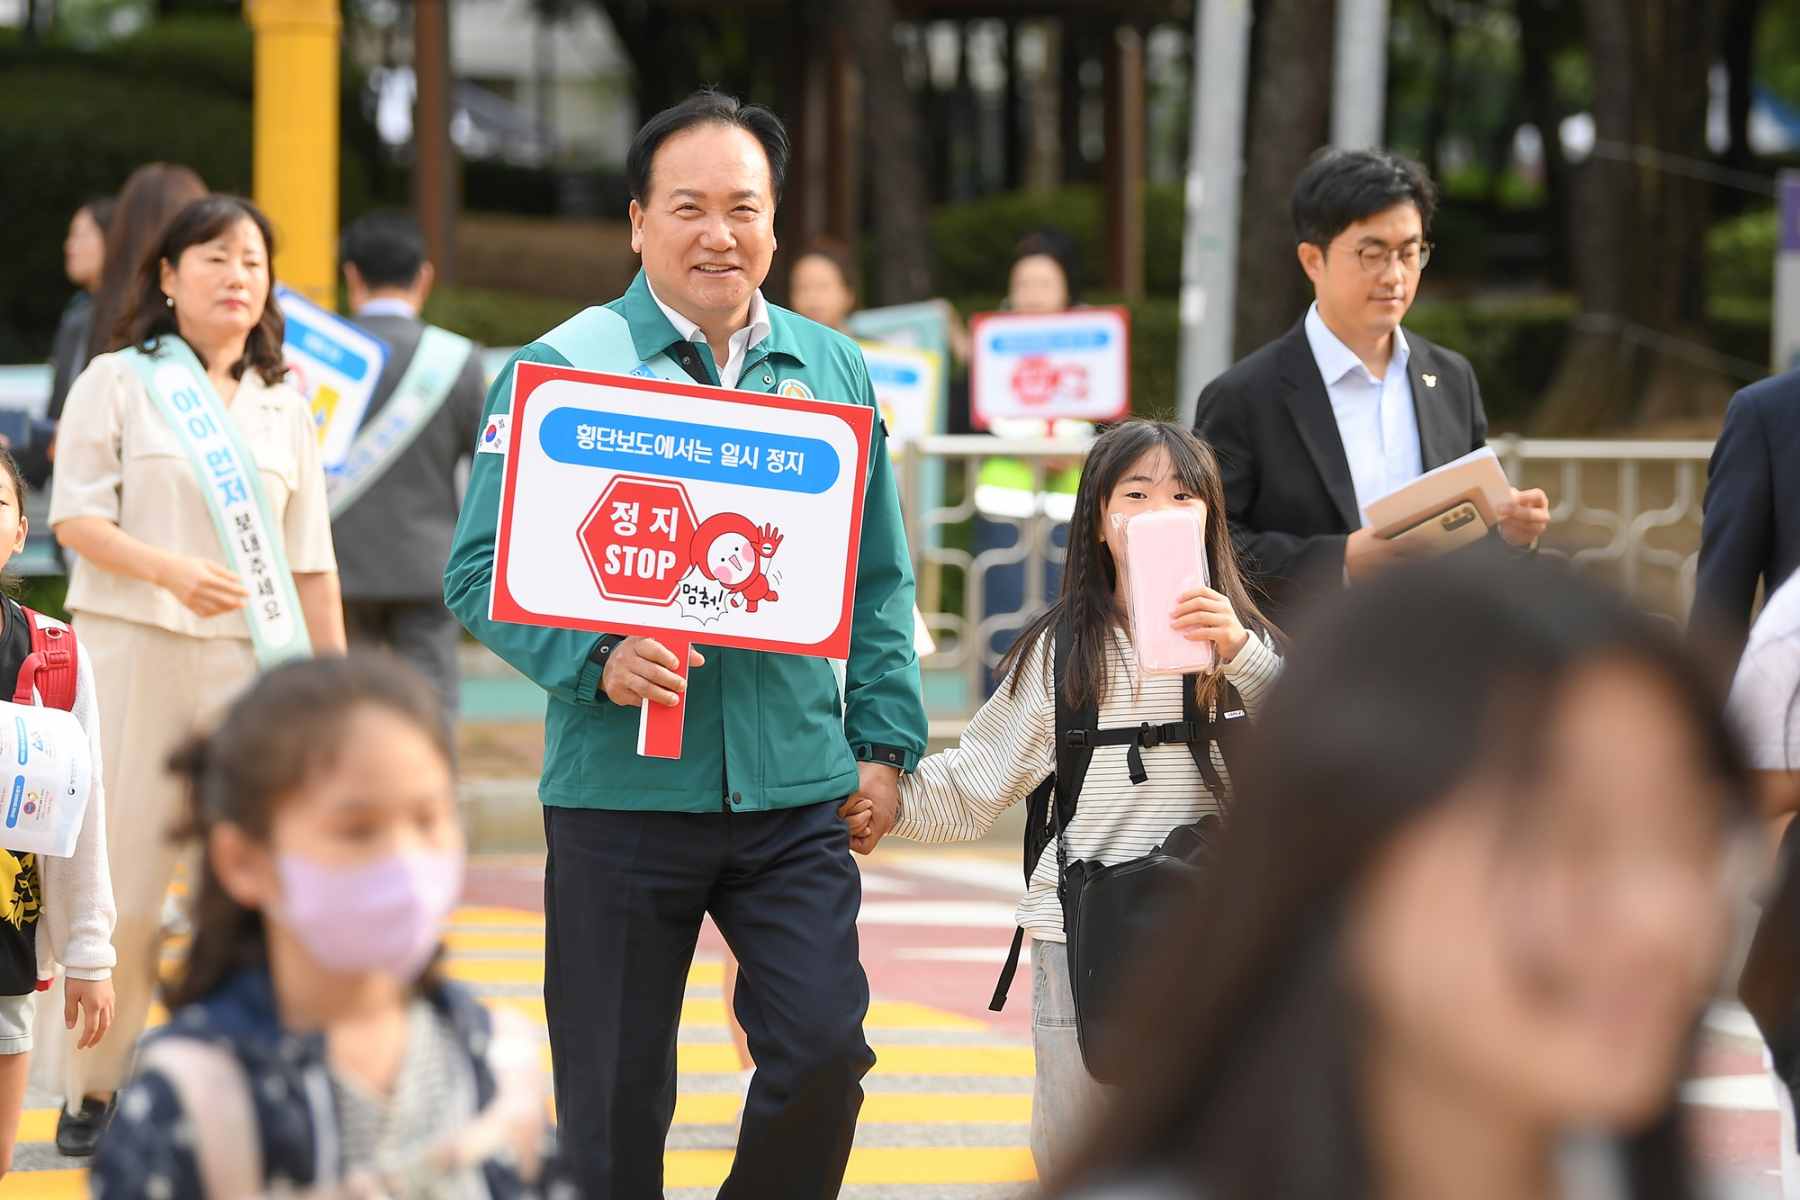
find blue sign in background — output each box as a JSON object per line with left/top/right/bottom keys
{"left": 987, "top": 327, "right": 1113, "bottom": 355}
{"left": 286, "top": 312, "right": 374, "bottom": 381}
{"left": 866, "top": 360, "right": 924, "bottom": 388}
{"left": 539, "top": 408, "right": 841, "bottom": 494}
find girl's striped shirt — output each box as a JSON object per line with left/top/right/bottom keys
{"left": 893, "top": 626, "right": 1280, "bottom": 942}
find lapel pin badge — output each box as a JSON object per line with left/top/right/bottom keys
{"left": 1422, "top": 373, "right": 1438, "bottom": 389}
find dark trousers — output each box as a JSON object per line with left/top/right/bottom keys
{"left": 543, "top": 800, "right": 874, "bottom": 1200}
{"left": 343, "top": 598, "right": 461, "bottom": 716}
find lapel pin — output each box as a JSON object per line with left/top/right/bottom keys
{"left": 1422, "top": 373, "right": 1438, "bottom": 389}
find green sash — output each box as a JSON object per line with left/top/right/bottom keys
{"left": 328, "top": 325, "right": 475, "bottom": 518}
{"left": 121, "top": 341, "right": 312, "bottom": 666}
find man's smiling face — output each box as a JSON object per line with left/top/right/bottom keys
{"left": 629, "top": 122, "right": 777, "bottom": 328}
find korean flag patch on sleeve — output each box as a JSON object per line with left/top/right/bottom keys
{"left": 478, "top": 411, "right": 510, "bottom": 455}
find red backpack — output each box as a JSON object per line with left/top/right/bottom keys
{"left": 12, "top": 608, "right": 77, "bottom": 713}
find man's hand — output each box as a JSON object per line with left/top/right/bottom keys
{"left": 601, "top": 637, "right": 707, "bottom": 708}
{"left": 841, "top": 762, "right": 900, "bottom": 856}
{"left": 1343, "top": 525, "right": 1431, "bottom": 583}
{"left": 1496, "top": 487, "right": 1551, "bottom": 547}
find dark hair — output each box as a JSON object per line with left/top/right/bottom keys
{"left": 1052, "top": 555, "right": 1754, "bottom": 1200}
{"left": 0, "top": 448, "right": 25, "bottom": 513}
{"left": 87, "top": 163, "right": 208, "bottom": 361}
{"left": 996, "top": 420, "right": 1280, "bottom": 710}
{"left": 792, "top": 235, "right": 860, "bottom": 295}
{"left": 1291, "top": 147, "right": 1438, "bottom": 247}
{"left": 79, "top": 196, "right": 117, "bottom": 236}
{"left": 1011, "top": 227, "right": 1081, "bottom": 303}
{"left": 164, "top": 654, "right": 455, "bottom": 1009}
{"left": 340, "top": 210, "right": 428, "bottom": 290}
{"left": 625, "top": 88, "right": 790, "bottom": 205}
{"left": 121, "top": 195, "right": 289, "bottom": 386}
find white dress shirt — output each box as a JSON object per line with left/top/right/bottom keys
{"left": 645, "top": 279, "right": 772, "bottom": 390}
{"left": 355, "top": 297, "right": 418, "bottom": 320}
{"left": 1302, "top": 303, "right": 1424, "bottom": 525}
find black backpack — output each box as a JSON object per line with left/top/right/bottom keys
{"left": 989, "top": 611, "right": 1248, "bottom": 1082}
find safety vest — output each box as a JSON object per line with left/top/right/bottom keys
{"left": 974, "top": 418, "right": 1087, "bottom": 522}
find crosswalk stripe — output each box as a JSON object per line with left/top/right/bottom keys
{"left": 665, "top": 1146, "right": 1037, "bottom": 1187}
{"left": 0, "top": 1146, "right": 1041, "bottom": 1198}
{"left": 673, "top": 1092, "right": 1030, "bottom": 1124}
{"left": 0, "top": 1169, "right": 82, "bottom": 1197}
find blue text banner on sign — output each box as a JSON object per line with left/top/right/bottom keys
{"left": 537, "top": 408, "right": 840, "bottom": 494}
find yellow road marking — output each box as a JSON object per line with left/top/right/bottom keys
{"left": 664, "top": 1146, "right": 1036, "bottom": 1188}
{"left": 479, "top": 995, "right": 987, "bottom": 1034}
{"left": 673, "top": 1091, "right": 1030, "bottom": 1124}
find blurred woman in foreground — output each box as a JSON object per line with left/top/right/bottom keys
{"left": 1055, "top": 555, "right": 1756, "bottom": 1200}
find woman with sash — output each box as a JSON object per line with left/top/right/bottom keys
{"left": 47, "top": 193, "right": 344, "bottom": 1155}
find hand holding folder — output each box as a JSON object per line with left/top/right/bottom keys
{"left": 1363, "top": 448, "right": 1515, "bottom": 556}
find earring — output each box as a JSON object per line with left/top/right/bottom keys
{"left": 164, "top": 296, "right": 174, "bottom": 309}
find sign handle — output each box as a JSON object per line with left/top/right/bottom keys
{"left": 637, "top": 637, "right": 690, "bottom": 759}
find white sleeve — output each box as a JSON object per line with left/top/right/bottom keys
{"left": 891, "top": 631, "right": 1056, "bottom": 844}
{"left": 41, "top": 646, "right": 117, "bottom": 980}
{"left": 1219, "top": 630, "right": 1281, "bottom": 715}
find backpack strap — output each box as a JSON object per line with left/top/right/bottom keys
{"left": 991, "top": 607, "right": 1093, "bottom": 1013}
{"left": 12, "top": 607, "right": 77, "bottom": 711}
{"left": 134, "top": 1037, "right": 264, "bottom": 1198}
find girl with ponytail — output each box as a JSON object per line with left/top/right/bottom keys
{"left": 92, "top": 654, "right": 569, "bottom": 1198}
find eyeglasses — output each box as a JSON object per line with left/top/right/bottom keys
{"left": 1331, "top": 240, "right": 1434, "bottom": 275}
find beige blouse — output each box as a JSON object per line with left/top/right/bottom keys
{"left": 50, "top": 348, "right": 337, "bottom": 641}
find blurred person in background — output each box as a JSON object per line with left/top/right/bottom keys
{"left": 1723, "top": 569, "right": 1800, "bottom": 1196}
{"left": 334, "top": 212, "right": 485, "bottom": 716}
{"left": 788, "top": 236, "right": 859, "bottom": 333}
{"left": 48, "top": 194, "right": 344, "bottom": 1156}
{"left": 22, "top": 196, "right": 119, "bottom": 491}
{"left": 93, "top": 656, "right": 568, "bottom": 1196}
{"left": 973, "top": 230, "right": 1086, "bottom": 690}
{"left": 85, "top": 164, "right": 208, "bottom": 368}
{"left": 1694, "top": 363, "right": 1800, "bottom": 662}
{"left": 1052, "top": 555, "right": 1754, "bottom": 1200}
{"left": 46, "top": 197, "right": 115, "bottom": 424}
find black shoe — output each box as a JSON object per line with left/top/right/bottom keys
{"left": 55, "top": 1096, "right": 113, "bottom": 1158}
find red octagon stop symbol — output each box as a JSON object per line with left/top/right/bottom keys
{"left": 1011, "top": 354, "right": 1060, "bottom": 408}
{"left": 578, "top": 475, "right": 698, "bottom": 606}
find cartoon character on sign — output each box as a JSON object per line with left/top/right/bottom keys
{"left": 690, "top": 514, "right": 784, "bottom": 613}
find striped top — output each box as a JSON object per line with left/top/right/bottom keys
{"left": 893, "top": 626, "right": 1282, "bottom": 942}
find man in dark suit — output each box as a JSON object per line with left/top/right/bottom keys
{"left": 335, "top": 212, "right": 488, "bottom": 710}
{"left": 1194, "top": 148, "right": 1549, "bottom": 627}
{"left": 1694, "top": 368, "right": 1800, "bottom": 655}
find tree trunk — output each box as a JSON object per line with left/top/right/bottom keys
{"left": 841, "top": 0, "right": 934, "bottom": 303}
{"left": 1516, "top": 0, "right": 1572, "bottom": 285}
{"left": 1720, "top": 0, "right": 1766, "bottom": 207}
{"left": 1232, "top": 0, "right": 1335, "bottom": 359}
{"left": 1537, "top": 0, "right": 1728, "bottom": 433}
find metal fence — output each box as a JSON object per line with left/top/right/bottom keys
{"left": 898, "top": 435, "right": 1717, "bottom": 715}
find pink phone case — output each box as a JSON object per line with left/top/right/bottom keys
{"left": 1124, "top": 509, "right": 1215, "bottom": 675}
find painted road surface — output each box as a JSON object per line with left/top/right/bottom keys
{"left": 0, "top": 848, "right": 1785, "bottom": 1198}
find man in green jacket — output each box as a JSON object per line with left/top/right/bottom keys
{"left": 444, "top": 90, "right": 927, "bottom": 1199}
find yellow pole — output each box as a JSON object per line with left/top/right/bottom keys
{"left": 247, "top": 0, "right": 340, "bottom": 306}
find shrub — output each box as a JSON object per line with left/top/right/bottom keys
{"left": 0, "top": 18, "right": 392, "bottom": 360}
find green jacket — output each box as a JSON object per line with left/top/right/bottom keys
{"left": 444, "top": 271, "right": 927, "bottom": 813}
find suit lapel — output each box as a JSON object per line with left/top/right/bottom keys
{"left": 1278, "top": 324, "right": 1362, "bottom": 530}
{"left": 1406, "top": 339, "right": 1464, "bottom": 470}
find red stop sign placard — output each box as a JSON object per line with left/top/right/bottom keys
{"left": 577, "top": 475, "right": 698, "bottom": 606}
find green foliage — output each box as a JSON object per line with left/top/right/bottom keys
{"left": 0, "top": 17, "right": 393, "bottom": 361}
{"left": 421, "top": 286, "right": 584, "bottom": 351}
{"left": 1708, "top": 206, "right": 1777, "bottom": 308}
{"left": 928, "top": 184, "right": 1184, "bottom": 300}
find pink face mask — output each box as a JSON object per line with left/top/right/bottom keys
{"left": 274, "top": 850, "right": 464, "bottom": 980}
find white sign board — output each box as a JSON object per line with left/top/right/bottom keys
{"left": 860, "top": 342, "right": 942, "bottom": 450}
{"left": 491, "top": 364, "right": 873, "bottom": 660}
{"left": 969, "top": 306, "right": 1131, "bottom": 428}
{"left": 1777, "top": 171, "right": 1800, "bottom": 374}
{"left": 276, "top": 287, "right": 389, "bottom": 471}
